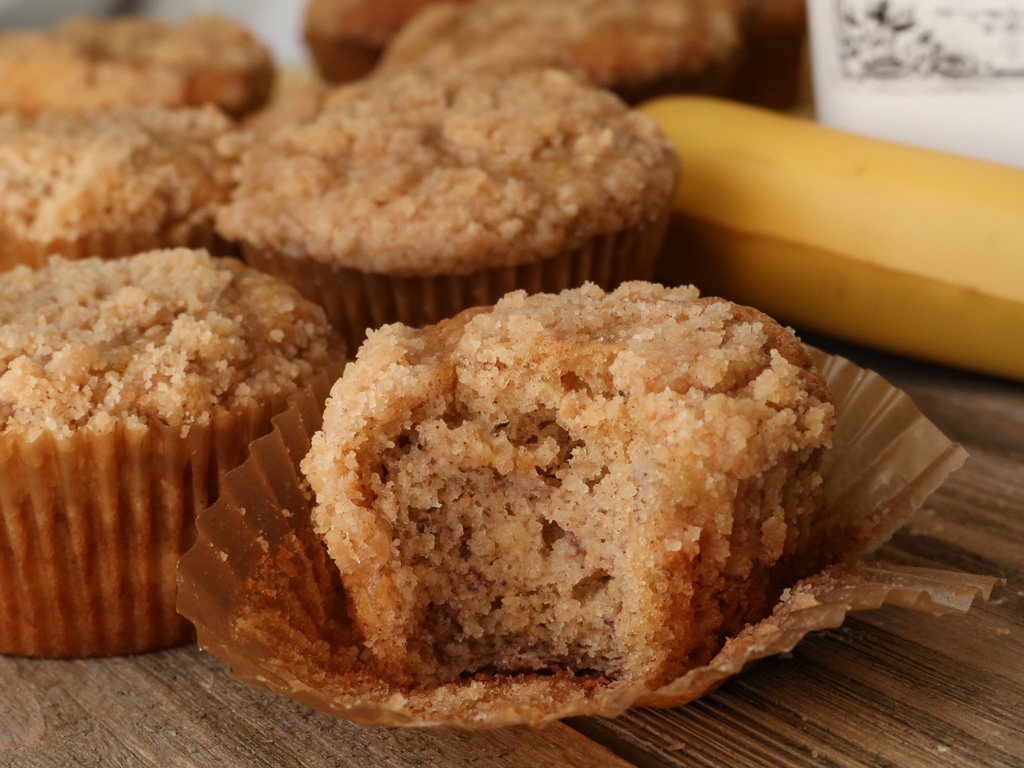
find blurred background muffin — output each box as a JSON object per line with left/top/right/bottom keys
{"left": 0, "top": 14, "right": 274, "bottom": 117}
{"left": 378, "top": 0, "right": 742, "bottom": 104}
{"left": 1, "top": 1, "right": 811, "bottom": 114}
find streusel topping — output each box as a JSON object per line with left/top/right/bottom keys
{"left": 217, "top": 67, "right": 679, "bottom": 275}
{"left": 0, "top": 15, "right": 273, "bottom": 116}
{"left": 0, "top": 107, "right": 242, "bottom": 246}
{"left": 0, "top": 249, "right": 336, "bottom": 439}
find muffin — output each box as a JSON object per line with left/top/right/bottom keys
{"left": 0, "top": 248, "right": 342, "bottom": 658}
{"left": 0, "top": 106, "right": 243, "bottom": 272}
{"left": 179, "top": 283, "right": 990, "bottom": 727}
{"left": 0, "top": 14, "right": 274, "bottom": 119}
{"left": 377, "top": 0, "right": 742, "bottom": 104}
{"left": 216, "top": 67, "right": 680, "bottom": 352}
{"left": 727, "top": 0, "right": 809, "bottom": 109}
{"left": 301, "top": 281, "right": 836, "bottom": 689}
{"left": 304, "top": 0, "right": 475, "bottom": 83}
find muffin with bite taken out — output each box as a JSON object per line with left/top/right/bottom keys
{"left": 302, "top": 281, "right": 837, "bottom": 689}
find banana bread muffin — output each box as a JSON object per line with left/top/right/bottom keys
{"left": 0, "top": 106, "right": 242, "bottom": 272}
{"left": 302, "top": 281, "right": 835, "bottom": 689}
{"left": 216, "top": 67, "right": 680, "bottom": 351}
{"left": 0, "top": 14, "right": 274, "bottom": 118}
{"left": 304, "top": 0, "right": 474, "bottom": 83}
{"left": 378, "top": 0, "right": 741, "bottom": 103}
{"left": 0, "top": 248, "right": 341, "bottom": 658}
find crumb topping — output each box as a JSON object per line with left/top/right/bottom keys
{"left": 378, "top": 0, "right": 740, "bottom": 90}
{"left": 217, "top": 67, "right": 680, "bottom": 274}
{"left": 303, "top": 282, "right": 835, "bottom": 686}
{"left": 0, "top": 249, "right": 336, "bottom": 439}
{"left": 0, "top": 107, "right": 243, "bottom": 246}
{"left": 0, "top": 15, "right": 273, "bottom": 115}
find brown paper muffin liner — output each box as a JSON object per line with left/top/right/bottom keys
{"left": 176, "top": 349, "right": 1001, "bottom": 728}
{"left": 0, "top": 223, "right": 240, "bottom": 274}
{"left": 0, "top": 390, "right": 302, "bottom": 659}
{"left": 305, "top": 31, "right": 381, "bottom": 84}
{"left": 184, "top": 66, "right": 275, "bottom": 121}
{"left": 241, "top": 213, "right": 669, "bottom": 354}
{"left": 726, "top": 0, "right": 808, "bottom": 110}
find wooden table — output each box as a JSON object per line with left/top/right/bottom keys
{"left": 2, "top": 337, "right": 1021, "bottom": 768}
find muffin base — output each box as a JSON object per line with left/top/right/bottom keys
{"left": 0, "top": 395, "right": 288, "bottom": 658}
{"left": 241, "top": 214, "right": 669, "bottom": 354}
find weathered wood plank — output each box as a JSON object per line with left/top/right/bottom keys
{"left": 1, "top": 647, "right": 635, "bottom": 768}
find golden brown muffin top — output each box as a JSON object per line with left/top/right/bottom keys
{"left": 0, "top": 106, "right": 243, "bottom": 247}
{"left": 305, "top": 0, "right": 474, "bottom": 47}
{"left": 0, "top": 15, "right": 274, "bottom": 117}
{"left": 378, "top": 0, "right": 740, "bottom": 93}
{"left": 216, "top": 67, "right": 680, "bottom": 275}
{"left": 308, "top": 281, "right": 834, "bottom": 500}
{"left": 0, "top": 249, "right": 337, "bottom": 440}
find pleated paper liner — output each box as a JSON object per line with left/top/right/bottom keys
{"left": 177, "top": 350, "right": 1001, "bottom": 728}
{"left": 0, "top": 380, "right": 333, "bottom": 659}
{"left": 240, "top": 211, "right": 668, "bottom": 354}
{"left": 305, "top": 31, "right": 381, "bottom": 84}
{"left": 0, "top": 224, "right": 239, "bottom": 274}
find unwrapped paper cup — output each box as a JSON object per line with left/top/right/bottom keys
{"left": 177, "top": 349, "right": 1000, "bottom": 728}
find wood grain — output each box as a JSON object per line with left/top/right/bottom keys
{"left": 2, "top": 339, "right": 1022, "bottom": 768}
{"left": 0, "top": 648, "right": 634, "bottom": 768}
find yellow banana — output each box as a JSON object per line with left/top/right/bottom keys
{"left": 640, "top": 95, "right": 1024, "bottom": 383}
